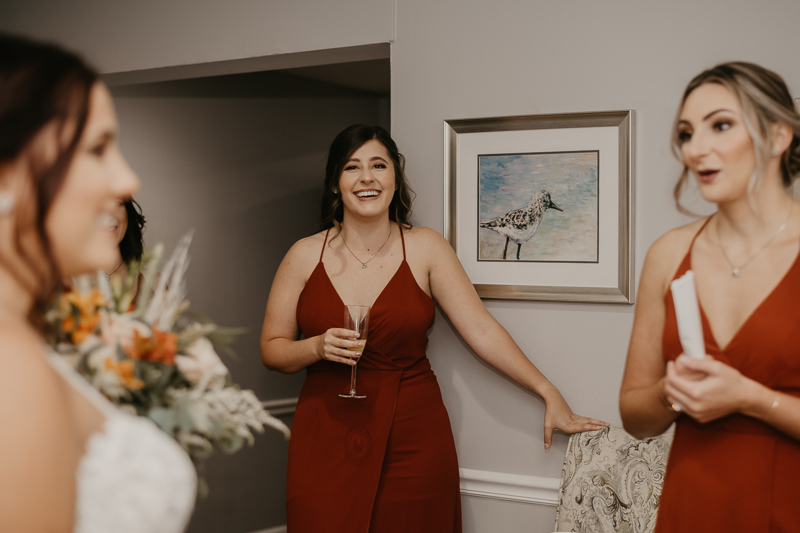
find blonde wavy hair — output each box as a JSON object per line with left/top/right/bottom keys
{"left": 671, "top": 61, "right": 800, "bottom": 214}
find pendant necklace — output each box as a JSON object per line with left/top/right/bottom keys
{"left": 341, "top": 226, "right": 392, "bottom": 269}
{"left": 718, "top": 201, "right": 794, "bottom": 278}
{"left": 106, "top": 260, "right": 124, "bottom": 280}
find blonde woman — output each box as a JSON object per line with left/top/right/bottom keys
{"left": 620, "top": 62, "right": 800, "bottom": 532}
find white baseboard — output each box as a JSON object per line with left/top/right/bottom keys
{"left": 459, "top": 468, "right": 560, "bottom": 507}
{"left": 250, "top": 527, "right": 286, "bottom": 533}
{"left": 247, "top": 470, "right": 558, "bottom": 533}
{"left": 262, "top": 397, "right": 298, "bottom": 417}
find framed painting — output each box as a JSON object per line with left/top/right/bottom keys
{"left": 444, "top": 110, "right": 634, "bottom": 303}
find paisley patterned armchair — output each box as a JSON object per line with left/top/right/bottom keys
{"left": 553, "top": 426, "right": 673, "bottom": 533}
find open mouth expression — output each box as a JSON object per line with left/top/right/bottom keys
{"left": 678, "top": 83, "right": 756, "bottom": 200}
{"left": 355, "top": 189, "right": 381, "bottom": 200}
{"left": 339, "top": 139, "right": 396, "bottom": 217}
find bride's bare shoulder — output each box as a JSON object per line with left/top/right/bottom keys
{"left": 0, "top": 323, "right": 61, "bottom": 402}
{"left": 0, "top": 322, "right": 69, "bottom": 449}
{"left": 0, "top": 322, "right": 45, "bottom": 368}
{"left": 0, "top": 323, "right": 74, "bottom": 528}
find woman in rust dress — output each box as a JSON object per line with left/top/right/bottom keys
{"left": 260, "top": 125, "right": 607, "bottom": 532}
{"left": 620, "top": 62, "right": 800, "bottom": 532}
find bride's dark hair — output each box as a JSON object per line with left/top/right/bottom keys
{"left": 320, "top": 124, "right": 415, "bottom": 233}
{"left": 0, "top": 33, "right": 98, "bottom": 325}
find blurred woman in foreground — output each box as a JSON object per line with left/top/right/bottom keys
{"left": 0, "top": 34, "right": 195, "bottom": 532}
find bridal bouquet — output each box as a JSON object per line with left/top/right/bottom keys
{"left": 46, "top": 234, "right": 289, "bottom": 496}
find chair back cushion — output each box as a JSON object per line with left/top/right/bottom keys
{"left": 553, "top": 426, "right": 672, "bottom": 533}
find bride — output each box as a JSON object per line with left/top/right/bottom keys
{"left": 0, "top": 34, "right": 196, "bottom": 532}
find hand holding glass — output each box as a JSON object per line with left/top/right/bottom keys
{"left": 340, "top": 305, "right": 370, "bottom": 399}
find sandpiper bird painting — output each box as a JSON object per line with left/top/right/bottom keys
{"left": 479, "top": 190, "right": 563, "bottom": 260}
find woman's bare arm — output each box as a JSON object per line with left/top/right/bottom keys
{"left": 619, "top": 228, "right": 694, "bottom": 438}
{"left": 259, "top": 237, "right": 362, "bottom": 374}
{"left": 418, "top": 228, "right": 607, "bottom": 448}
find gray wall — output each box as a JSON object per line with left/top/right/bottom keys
{"left": 391, "top": 1, "right": 800, "bottom": 529}
{"left": 0, "top": 0, "right": 394, "bottom": 73}
{"left": 4, "top": 1, "right": 800, "bottom": 532}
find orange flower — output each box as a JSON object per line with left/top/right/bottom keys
{"left": 60, "top": 289, "right": 107, "bottom": 344}
{"left": 104, "top": 357, "right": 144, "bottom": 390}
{"left": 126, "top": 328, "right": 177, "bottom": 365}
{"left": 150, "top": 329, "right": 178, "bottom": 365}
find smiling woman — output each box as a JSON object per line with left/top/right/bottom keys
{"left": 619, "top": 62, "right": 800, "bottom": 532}
{"left": 103, "top": 197, "right": 146, "bottom": 284}
{"left": 260, "top": 124, "right": 607, "bottom": 532}
{"left": 44, "top": 83, "right": 140, "bottom": 279}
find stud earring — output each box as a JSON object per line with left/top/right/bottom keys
{"left": 332, "top": 187, "right": 339, "bottom": 194}
{"left": 0, "top": 192, "right": 14, "bottom": 216}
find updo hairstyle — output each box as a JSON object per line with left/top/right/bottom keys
{"left": 671, "top": 61, "right": 800, "bottom": 214}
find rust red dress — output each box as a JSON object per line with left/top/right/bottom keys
{"left": 657, "top": 220, "right": 800, "bottom": 532}
{"left": 287, "top": 228, "right": 462, "bottom": 532}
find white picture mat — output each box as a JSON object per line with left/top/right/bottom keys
{"left": 456, "top": 126, "right": 620, "bottom": 288}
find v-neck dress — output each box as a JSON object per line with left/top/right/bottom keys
{"left": 287, "top": 228, "right": 462, "bottom": 533}
{"left": 656, "top": 219, "right": 800, "bottom": 533}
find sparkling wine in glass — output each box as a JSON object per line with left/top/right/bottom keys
{"left": 340, "top": 304, "right": 369, "bottom": 399}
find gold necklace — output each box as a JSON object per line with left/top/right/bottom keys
{"left": 717, "top": 202, "right": 794, "bottom": 278}
{"left": 106, "top": 260, "right": 124, "bottom": 280}
{"left": 340, "top": 226, "right": 392, "bottom": 269}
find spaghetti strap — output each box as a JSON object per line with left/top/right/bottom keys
{"left": 673, "top": 216, "right": 715, "bottom": 280}
{"left": 399, "top": 225, "right": 406, "bottom": 260}
{"left": 689, "top": 216, "right": 714, "bottom": 251}
{"left": 320, "top": 228, "right": 331, "bottom": 263}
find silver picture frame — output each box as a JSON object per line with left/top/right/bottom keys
{"left": 444, "top": 110, "right": 635, "bottom": 304}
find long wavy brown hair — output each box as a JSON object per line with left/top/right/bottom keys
{"left": 0, "top": 33, "right": 98, "bottom": 325}
{"left": 319, "top": 125, "right": 415, "bottom": 233}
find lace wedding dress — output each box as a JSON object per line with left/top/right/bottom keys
{"left": 47, "top": 353, "right": 197, "bottom": 533}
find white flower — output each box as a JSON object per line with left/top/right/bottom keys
{"left": 101, "top": 312, "right": 151, "bottom": 352}
{"left": 85, "top": 342, "right": 129, "bottom": 399}
{"left": 175, "top": 337, "right": 229, "bottom": 384}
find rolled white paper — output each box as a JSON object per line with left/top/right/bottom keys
{"left": 670, "top": 270, "right": 706, "bottom": 359}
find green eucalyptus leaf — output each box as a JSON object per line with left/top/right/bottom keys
{"left": 148, "top": 408, "right": 178, "bottom": 435}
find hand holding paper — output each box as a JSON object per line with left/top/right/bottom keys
{"left": 670, "top": 270, "right": 706, "bottom": 359}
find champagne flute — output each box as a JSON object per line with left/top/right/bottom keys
{"left": 339, "top": 304, "right": 370, "bottom": 399}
